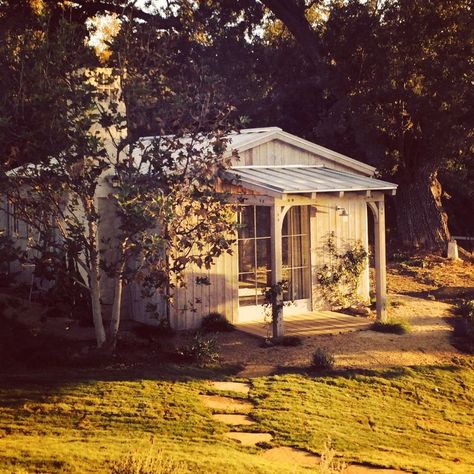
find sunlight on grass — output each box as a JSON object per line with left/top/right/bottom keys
{"left": 0, "top": 361, "right": 473, "bottom": 473}
{"left": 251, "top": 363, "right": 474, "bottom": 474}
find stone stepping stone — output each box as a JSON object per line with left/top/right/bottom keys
{"left": 210, "top": 381, "right": 251, "bottom": 394}
{"left": 344, "top": 466, "right": 406, "bottom": 474}
{"left": 199, "top": 395, "right": 253, "bottom": 413}
{"left": 224, "top": 431, "right": 273, "bottom": 446}
{"left": 212, "top": 414, "right": 255, "bottom": 426}
{"left": 260, "top": 447, "right": 320, "bottom": 467}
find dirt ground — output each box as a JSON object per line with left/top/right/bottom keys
{"left": 2, "top": 254, "right": 472, "bottom": 375}
{"left": 217, "top": 256, "right": 474, "bottom": 375}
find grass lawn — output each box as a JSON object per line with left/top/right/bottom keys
{"left": 0, "top": 361, "right": 473, "bottom": 473}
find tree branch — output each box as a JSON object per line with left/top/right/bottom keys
{"left": 260, "top": 0, "right": 321, "bottom": 67}
{"left": 68, "top": 0, "right": 181, "bottom": 30}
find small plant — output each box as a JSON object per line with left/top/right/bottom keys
{"left": 201, "top": 312, "right": 235, "bottom": 333}
{"left": 311, "top": 348, "right": 335, "bottom": 371}
{"left": 110, "top": 438, "right": 185, "bottom": 474}
{"left": 451, "top": 299, "right": 474, "bottom": 352}
{"left": 177, "top": 332, "right": 219, "bottom": 366}
{"left": 371, "top": 319, "right": 411, "bottom": 335}
{"left": 318, "top": 437, "right": 348, "bottom": 474}
{"left": 454, "top": 299, "right": 474, "bottom": 319}
{"left": 262, "top": 280, "right": 289, "bottom": 338}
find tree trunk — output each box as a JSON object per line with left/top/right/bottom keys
{"left": 395, "top": 167, "right": 450, "bottom": 251}
{"left": 89, "top": 264, "right": 106, "bottom": 347}
{"left": 261, "top": 0, "right": 321, "bottom": 67}
{"left": 107, "top": 263, "right": 125, "bottom": 350}
{"left": 85, "top": 203, "right": 106, "bottom": 348}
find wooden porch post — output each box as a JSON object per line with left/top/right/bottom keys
{"left": 270, "top": 204, "right": 284, "bottom": 337}
{"left": 372, "top": 199, "right": 388, "bottom": 322}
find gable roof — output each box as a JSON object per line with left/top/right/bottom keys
{"left": 225, "top": 165, "right": 397, "bottom": 197}
{"left": 226, "top": 127, "right": 376, "bottom": 176}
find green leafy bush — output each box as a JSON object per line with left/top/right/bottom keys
{"left": 371, "top": 319, "right": 411, "bottom": 335}
{"left": 201, "top": 312, "right": 235, "bottom": 333}
{"left": 177, "top": 332, "right": 219, "bottom": 366}
{"left": 452, "top": 300, "right": 474, "bottom": 352}
{"left": 311, "top": 348, "right": 335, "bottom": 371}
{"left": 316, "top": 233, "right": 368, "bottom": 309}
{"left": 454, "top": 299, "right": 474, "bottom": 319}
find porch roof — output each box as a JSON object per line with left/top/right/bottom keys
{"left": 225, "top": 165, "right": 397, "bottom": 196}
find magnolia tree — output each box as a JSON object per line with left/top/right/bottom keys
{"left": 3, "top": 69, "right": 239, "bottom": 350}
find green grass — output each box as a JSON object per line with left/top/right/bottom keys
{"left": 251, "top": 363, "right": 474, "bottom": 474}
{"left": 370, "top": 318, "right": 412, "bottom": 334}
{"left": 0, "top": 362, "right": 473, "bottom": 473}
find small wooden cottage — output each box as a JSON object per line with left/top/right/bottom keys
{"left": 125, "top": 127, "right": 397, "bottom": 329}
{"left": 1, "top": 126, "right": 397, "bottom": 332}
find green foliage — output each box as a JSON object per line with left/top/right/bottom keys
{"left": 311, "top": 348, "right": 335, "bottom": 371}
{"left": 0, "top": 231, "right": 21, "bottom": 279}
{"left": 454, "top": 300, "right": 474, "bottom": 319}
{"left": 177, "top": 332, "right": 220, "bottom": 366}
{"left": 371, "top": 319, "right": 411, "bottom": 335}
{"left": 452, "top": 300, "right": 474, "bottom": 353}
{"left": 316, "top": 233, "right": 368, "bottom": 309}
{"left": 201, "top": 312, "right": 235, "bottom": 333}
{"left": 377, "top": 319, "right": 411, "bottom": 334}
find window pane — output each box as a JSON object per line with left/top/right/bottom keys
{"left": 238, "top": 239, "right": 255, "bottom": 273}
{"left": 256, "top": 238, "right": 271, "bottom": 272}
{"left": 239, "top": 273, "right": 256, "bottom": 306}
{"left": 238, "top": 206, "right": 254, "bottom": 239}
{"left": 255, "top": 206, "right": 270, "bottom": 237}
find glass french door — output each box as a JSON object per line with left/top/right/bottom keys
{"left": 237, "top": 206, "right": 272, "bottom": 314}
{"left": 281, "top": 206, "right": 311, "bottom": 313}
{"left": 237, "top": 205, "right": 311, "bottom": 321}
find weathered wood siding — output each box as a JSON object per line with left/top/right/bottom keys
{"left": 170, "top": 243, "right": 239, "bottom": 330}
{"left": 238, "top": 139, "right": 359, "bottom": 174}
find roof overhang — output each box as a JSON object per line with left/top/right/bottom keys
{"left": 224, "top": 165, "right": 397, "bottom": 198}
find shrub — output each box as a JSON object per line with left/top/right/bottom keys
{"left": 311, "top": 348, "right": 335, "bottom": 371}
{"left": 177, "top": 332, "right": 219, "bottom": 366}
{"left": 110, "top": 440, "right": 185, "bottom": 474}
{"left": 201, "top": 312, "right": 235, "bottom": 333}
{"left": 315, "top": 233, "right": 368, "bottom": 309}
{"left": 371, "top": 319, "right": 411, "bottom": 335}
{"left": 451, "top": 299, "right": 474, "bottom": 353}
{"left": 454, "top": 299, "right": 474, "bottom": 319}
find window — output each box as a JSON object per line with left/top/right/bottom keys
{"left": 238, "top": 205, "right": 272, "bottom": 306}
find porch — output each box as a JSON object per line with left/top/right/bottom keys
{"left": 236, "top": 310, "right": 371, "bottom": 338}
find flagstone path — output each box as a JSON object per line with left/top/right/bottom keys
{"left": 200, "top": 379, "right": 406, "bottom": 473}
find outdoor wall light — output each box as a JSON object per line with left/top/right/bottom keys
{"left": 336, "top": 206, "right": 349, "bottom": 222}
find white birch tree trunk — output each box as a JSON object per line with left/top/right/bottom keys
{"left": 107, "top": 261, "right": 125, "bottom": 348}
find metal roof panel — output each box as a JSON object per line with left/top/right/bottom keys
{"left": 225, "top": 166, "right": 397, "bottom": 194}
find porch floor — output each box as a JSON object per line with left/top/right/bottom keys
{"left": 236, "top": 310, "right": 371, "bottom": 338}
